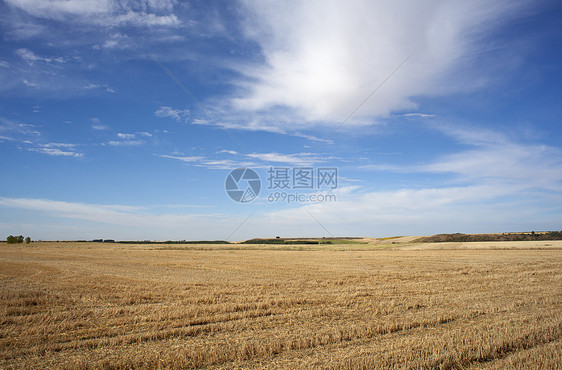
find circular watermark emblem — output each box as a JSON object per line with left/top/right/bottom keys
{"left": 225, "top": 168, "right": 261, "bottom": 203}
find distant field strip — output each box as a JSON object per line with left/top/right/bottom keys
{"left": 0, "top": 243, "right": 560, "bottom": 368}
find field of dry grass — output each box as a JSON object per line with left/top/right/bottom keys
{"left": 1, "top": 241, "right": 560, "bottom": 368}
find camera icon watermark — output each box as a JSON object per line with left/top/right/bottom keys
{"left": 225, "top": 167, "right": 338, "bottom": 204}
{"left": 225, "top": 168, "right": 261, "bottom": 203}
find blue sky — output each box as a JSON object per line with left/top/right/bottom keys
{"left": 1, "top": 0, "right": 561, "bottom": 241}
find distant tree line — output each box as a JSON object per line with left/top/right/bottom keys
{"left": 416, "top": 231, "right": 562, "bottom": 243}
{"left": 6, "top": 235, "right": 31, "bottom": 244}
{"left": 241, "top": 238, "right": 332, "bottom": 245}
{"left": 116, "top": 240, "right": 228, "bottom": 244}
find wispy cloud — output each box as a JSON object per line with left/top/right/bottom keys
{"left": 0, "top": 117, "right": 41, "bottom": 136}
{"left": 192, "top": 116, "right": 332, "bottom": 143}
{"left": 401, "top": 113, "right": 435, "bottom": 118}
{"left": 159, "top": 150, "right": 334, "bottom": 169}
{"left": 158, "top": 154, "right": 255, "bottom": 170}
{"left": 261, "top": 182, "right": 562, "bottom": 237}
{"left": 91, "top": 117, "right": 108, "bottom": 130}
{"left": 93, "top": 32, "right": 135, "bottom": 50}
{"left": 1, "top": 118, "right": 84, "bottom": 157}
{"left": 26, "top": 142, "right": 84, "bottom": 158}
{"left": 222, "top": 0, "right": 531, "bottom": 130}
{"left": 158, "top": 154, "right": 204, "bottom": 163}
{"left": 245, "top": 152, "right": 324, "bottom": 166}
{"left": 155, "top": 106, "right": 190, "bottom": 122}
{"left": 117, "top": 133, "right": 136, "bottom": 140}
{"left": 107, "top": 132, "right": 153, "bottom": 146}
{"left": 107, "top": 140, "right": 144, "bottom": 146}
{"left": 22, "top": 79, "right": 39, "bottom": 87}
{"left": 28, "top": 147, "right": 84, "bottom": 157}
{"left": 420, "top": 140, "right": 562, "bottom": 191}
{"left": 362, "top": 124, "right": 562, "bottom": 192}
{"left": 5, "top": 0, "right": 181, "bottom": 27}
{"left": 83, "top": 83, "right": 116, "bottom": 92}
{"left": 15, "top": 48, "right": 66, "bottom": 64}
{"left": 0, "top": 197, "right": 236, "bottom": 240}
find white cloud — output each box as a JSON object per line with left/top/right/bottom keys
{"left": 90, "top": 117, "right": 108, "bottom": 130}
{"left": 258, "top": 183, "right": 560, "bottom": 238}
{"left": 401, "top": 113, "right": 435, "bottom": 118}
{"left": 159, "top": 154, "right": 205, "bottom": 163}
{"left": 17, "top": 142, "right": 84, "bottom": 158}
{"left": 42, "top": 142, "right": 77, "bottom": 148}
{"left": 5, "top": 0, "right": 180, "bottom": 27}
{"left": 199, "top": 159, "right": 257, "bottom": 170}
{"left": 90, "top": 117, "right": 107, "bottom": 130}
{"left": 16, "top": 48, "right": 42, "bottom": 63}
{"left": 154, "top": 106, "right": 190, "bottom": 122}
{"left": 0, "top": 196, "right": 245, "bottom": 240}
{"left": 0, "top": 118, "right": 40, "bottom": 136}
{"left": 6, "top": 0, "right": 111, "bottom": 18}
{"left": 83, "top": 83, "right": 116, "bottom": 92}
{"left": 246, "top": 152, "right": 323, "bottom": 166}
{"left": 365, "top": 124, "right": 562, "bottom": 192}
{"left": 112, "top": 11, "right": 179, "bottom": 27}
{"left": 159, "top": 154, "right": 257, "bottom": 170}
{"left": 107, "top": 140, "right": 144, "bottom": 146}
{"left": 15, "top": 48, "right": 65, "bottom": 64}
{"left": 109, "top": 132, "right": 152, "bottom": 145}
{"left": 191, "top": 115, "right": 332, "bottom": 142}
{"left": 229, "top": 0, "right": 529, "bottom": 127}
{"left": 28, "top": 146, "right": 83, "bottom": 158}
{"left": 239, "top": 123, "right": 562, "bottom": 237}
{"left": 420, "top": 143, "right": 562, "bottom": 192}
{"left": 160, "top": 150, "right": 333, "bottom": 169}
{"left": 192, "top": 118, "right": 211, "bottom": 125}
{"left": 117, "top": 133, "right": 136, "bottom": 140}
{"left": 93, "top": 32, "right": 135, "bottom": 50}
{"left": 22, "top": 79, "right": 39, "bottom": 87}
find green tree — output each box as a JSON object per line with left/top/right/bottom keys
{"left": 25, "top": 237, "right": 31, "bottom": 244}
{"left": 6, "top": 235, "right": 26, "bottom": 244}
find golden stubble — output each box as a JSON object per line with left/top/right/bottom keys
{"left": 0, "top": 242, "right": 560, "bottom": 369}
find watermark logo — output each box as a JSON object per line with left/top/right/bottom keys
{"left": 225, "top": 167, "right": 338, "bottom": 203}
{"left": 225, "top": 168, "right": 261, "bottom": 203}
{"left": 267, "top": 167, "right": 337, "bottom": 190}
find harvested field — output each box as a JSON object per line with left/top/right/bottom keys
{"left": 0, "top": 242, "right": 561, "bottom": 368}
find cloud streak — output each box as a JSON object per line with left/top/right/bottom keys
{"left": 159, "top": 151, "right": 334, "bottom": 169}
{"left": 5, "top": 0, "right": 180, "bottom": 27}
{"left": 155, "top": 106, "right": 190, "bottom": 123}
{"left": 0, "top": 197, "right": 245, "bottom": 240}
{"left": 227, "top": 0, "right": 529, "bottom": 128}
